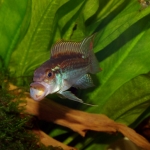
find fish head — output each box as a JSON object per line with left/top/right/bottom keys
{"left": 33, "top": 66, "right": 55, "bottom": 83}
{"left": 30, "top": 62, "right": 61, "bottom": 101}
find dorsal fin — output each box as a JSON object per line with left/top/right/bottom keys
{"left": 50, "top": 35, "right": 95, "bottom": 58}
{"left": 51, "top": 41, "right": 81, "bottom": 58}
{"left": 80, "top": 34, "right": 100, "bottom": 74}
{"left": 80, "top": 34, "right": 96, "bottom": 57}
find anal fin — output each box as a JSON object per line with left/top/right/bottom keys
{"left": 73, "top": 74, "right": 94, "bottom": 89}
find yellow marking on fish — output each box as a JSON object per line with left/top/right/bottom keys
{"left": 44, "top": 79, "right": 49, "bottom": 83}
{"left": 38, "top": 90, "right": 44, "bottom": 95}
{"left": 52, "top": 66, "right": 60, "bottom": 71}
{"left": 30, "top": 87, "right": 45, "bottom": 98}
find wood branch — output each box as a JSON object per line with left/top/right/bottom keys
{"left": 9, "top": 83, "right": 150, "bottom": 150}
{"left": 9, "top": 84, "right": 76, "bottom": 150}
{"left": 33, "top": 130, "right": 76, "bottom": 150}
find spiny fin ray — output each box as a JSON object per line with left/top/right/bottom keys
{"left": 51, "top": 41, "right": 81, "bottom": 58}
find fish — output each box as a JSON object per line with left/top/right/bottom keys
{"left": 30, "top": 34, "right": 100, "bottom": 105}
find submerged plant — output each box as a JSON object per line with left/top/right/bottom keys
{"left": 0, "top": 73, "right": 63, "bottom": 150}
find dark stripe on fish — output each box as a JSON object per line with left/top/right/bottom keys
{"left": 50, "top": 52, "right": 89, "bottom": 71}
{"left": 51, "top": 42, "right": 81, "bottom": 58}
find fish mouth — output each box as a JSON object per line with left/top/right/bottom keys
{"left": 30, "top": 82, "right": 49, "bottom": 101}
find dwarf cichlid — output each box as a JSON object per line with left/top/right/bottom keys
{"left": 30, "top": 35, "right": 100, "bottom": 105}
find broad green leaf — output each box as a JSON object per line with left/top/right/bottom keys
{"left": 0, "top": 0, "right": 2, "bottom": 7}
{"left": 9, "top": 0, "right": 61, "bottom": 78}
{"left": 0, "top": 0, "right": 31, "bottom": 68}
{"left": 9, "top": 0, "right": 88, "bottom": 79}
{"left": 54, "top": 0, "right": 86, "bottom": 40}
{"left": 102, "top": 73, "right": 150, "bottom": 124}
{"left": 80, "top": 1, "right": 150, "bottom": 115}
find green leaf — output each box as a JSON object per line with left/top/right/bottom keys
{"left": 54, "top": 0, "right": 86, "bottom": 40}
{"left": 80, "top": 1, "right": 150, "bottom": 116}
{"left": 9, "top": 0, "right": 88, "bottom": 79}
{"left": 0, "top": 0, "right": 31, "bottom": 68}
{"left": 9, "top": 0, "right": 61, "bottom": 77}
{"left": 101, "top": 74, "right": 150, "bottom": 124}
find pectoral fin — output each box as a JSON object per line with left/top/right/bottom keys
{"left": 58, "top": 91, "right": 83, "bottom": 103}
{"left": 73, "top": 74, "right": 94, "bottom": 89}
{"left": 58, "top": 90, "right": 98, "bottom": 106}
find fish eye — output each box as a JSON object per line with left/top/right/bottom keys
{"left": 48, "top": 72, "right": 52, "bottom": 77}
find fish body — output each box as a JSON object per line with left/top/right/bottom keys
{"left": 30, "top": 35, "right": 100, "bottom": 103}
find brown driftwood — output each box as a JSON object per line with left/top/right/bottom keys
{"left": 9, "top": 83, "right": 150, "bottom": 150}
{"left": 33, "top": 129, "right": 76, "bottom": 150}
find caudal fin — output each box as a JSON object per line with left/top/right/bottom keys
{"left": 80, "top": 34, "right": 100, "bottom": 74}
{"left": 89, "top": 49, "right": 100, "bottom": 74}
